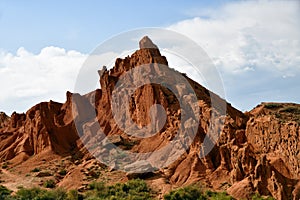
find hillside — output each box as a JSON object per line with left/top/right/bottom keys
{"left": 0, "top": 37, "right": 299, "bottom": 200}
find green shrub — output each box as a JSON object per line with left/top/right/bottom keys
{"left": 251, "top": 193, "right": 275, "bottom": 200}
{"left": 280, "top": 106, "right": 300, "bottom": 114}
{"left": 31, "top": 168, "right": 41, "bottom": 172}
{"left": 67, "top": 189, "right": 83, "bottom": 200}
{"left": 86, "top": 179, "right": 152, "bottom": 200}
{"left": 205, "top": 190, "right": 233, "bottom": 200}
{"left": 164, "top": 185, "right": 206, "bottom": 200}
{"left": 264, "top": 104, "right": 281, "bottom": 109}
{"left": 88, "top": 181, "right": 105, "bottom": 191}
{"left": 58, "top": 169, "right": 67, "bottom": 176}
{"left": 15, "top": 187, "right": 45, "bottom": 200}
{"left": 44, "top": 179, "right": 56, "bottom": 188}
{"left": 2, "top": 162, "right": 9, "bottom": 169}
{"left": 14, "top": 187, "right": 67, "bottom": 200}
{"left": 0, "top": 185, "right": 12, "bottom": 199}
{"left": 48, "top": 188, "right": 67, "bottom": 200}
{"left": 164, "top": 186, "right": 234, "bottom": 200}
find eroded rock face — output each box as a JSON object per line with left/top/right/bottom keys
{"left": 0, "top": 37, "right": 299, "bottom": 199}
{"left": 0, "top": 112, "right": 9, "bottom": 128}
{"left": 246, "top": 103, "right": 300, "bottom": 179}
{"left": 0, "top": 100, "right": 80, "bottom": 162}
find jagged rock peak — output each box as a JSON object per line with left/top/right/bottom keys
{"left": 139, "top": 36, "right": 158, "bottom": 49}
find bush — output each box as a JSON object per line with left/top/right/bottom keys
{"left": 164, "top": 186, "right": 234, "bottom": 200}
{"left": 0, "top": 185, "right": 12, "bottom": 199}
{"left": 58, "top": 169, "right": 67, "bottom": 176}
{"left": 14, "top": 187, "right": 67, "bottom": 200}
{"left": 280, "top": 106, "right": 300, "bottom": 114}
{"left": 264, "top": 104, "right": 281, "bottom": 109}
{"left": 67, "top": 189, "right": 83, "bottom": 200}
{"left": 49, "top": 188, "right": 68, "bottom": 200}
{"left": 15, "top": 187, "right": 45, "bottom": 200}
{"left": 88, "top": 181, "right": 105, "bottom": 191}
{"left": 31, "top": 168, "right": 41, "bottom": 172}
{"left": 2, "top": 162, "right": 8, "bottom": 169}
{"left": 85, "top": 179, "right": 152, "bottom": 200}
{"left": 44, "top": 179, "right": 56, "bottom": 188}
{"left": 205, "top": 190, "right": 233, "bottom": 200}
{"left": 251, "top": 193, "right": 275, "bottom": 200}
{"left": 164, "top": 185, "right": 206, "bottom": 200}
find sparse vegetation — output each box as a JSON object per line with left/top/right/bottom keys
{"left": 164, "top": 185, "right": 205, "bottom": 200}
{"left": 0, "top": 181, "right": 273, "bottom": 200}
{"left": 15, "top": 187, "right": 46, "bottom": 199}
{"left": 274, "top": 104, "right": 300, "bottom": 124}
{"left": 83, "top": 168, "right": 101, "bottom": 181}
{"left": 67, "top": 189, "right": 83, "bottom": 200}
{"left": 164, "top": 185, "right": 233, "bottom": 200}
{"left": 264, "top": 103, "right": 300, "bottom": 124}
{"left": 0, "top": 185, "right": 12, "bottom": 199}
{"left": 43, "top": 179, "right": 56, "bottom": 188}
{"left": 14, "top": 187, "right": 67, "bottom": 200}
{"left": 85, "top": 178, "right": 153, "bottom": 199}
{"left": 58, "top": 169, "right": 67, "bottom": 176}
{"left": 205, "top": 190, "right": 234, "bottom": 200}
{"left": 264, "top": 103, "right": 282, "bottom": 109}
{"left": 280, "top": 106, "right": 300, "bottom": 114}
{"left": 1, "top": 162, "right": 9, "bottom": 169}
{"left": 251, "top": 193, "right": 275, "bottom": 200}
{"left": 31, "top": 167, "right": 40, "bottom": 172}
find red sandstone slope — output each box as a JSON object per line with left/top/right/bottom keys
{"left": 0, "top": 37, "right": 299, "bottom": 199}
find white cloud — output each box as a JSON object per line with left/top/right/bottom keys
{"left": 0, "top": 47, "right": 87, "bottom": 114}
{"left": 168, "top": 0, "right": 300, "bottom": 110}
{"left": 1, "top": 0, "right": 299, "bottom": 114}
{"left": 168, "top": 0, "right": 300, "bottom": 75}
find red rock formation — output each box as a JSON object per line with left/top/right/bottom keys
{"left": 0, "top": 100, "right": 80, "bottom": 163}
{"left": 0, "top": 37, "right": 299, "bottom": 199}
{"left": 0, "top": 112, "right": 9, "bottom": 128}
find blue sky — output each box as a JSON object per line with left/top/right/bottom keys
{"left": 0, "top": 0, "right": 232, "bottom": 53}
{"left": 0, "top": 0, "right": 299, "bottom": 114}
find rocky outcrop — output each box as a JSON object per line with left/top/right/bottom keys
{"left": 0, "top": 37, "right": 299, "bottom": 199}
{"left": 0, "top": 100, "right": 80, "bottom": 162}
{"left": 0, "top": 112, "right": 9, "bottom": 128}
{"left": 246, "top": 103, "right": 300, "bottom": 179}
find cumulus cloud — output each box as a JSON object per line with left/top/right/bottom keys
{"left": 0, "top": 47, "right": 87, "bottom": 114}
{"left": 1, "top": 0, "right": 299, "bottom": 114}
{"left": 169, "top": 0, "right": 300, "bottom": 74}
{"left": 168, "top": 0, "right": 300, "bottom": 110}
